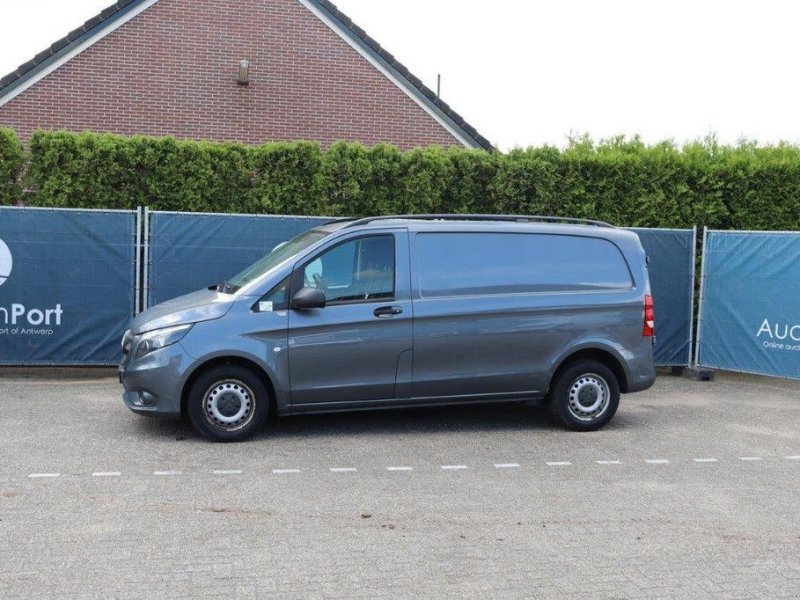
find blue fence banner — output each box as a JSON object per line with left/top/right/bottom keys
{"left": 147, "top": 212, "right": 329, "bottom": 307}
{"left": 630, "top": 228, "right": 695, "bottom": 366}
{"left": 0, "top": 207, "right": 136, "bottom": 365}
{"left": 697, "top": 230, "right": 800, "bottom": 379}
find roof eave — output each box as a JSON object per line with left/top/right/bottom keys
{"left": 0, "top": 0, "right": 157, "bottom": 107}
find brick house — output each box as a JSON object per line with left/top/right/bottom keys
{"left": 0, "top": 0, "right": 491, "bottom": 150}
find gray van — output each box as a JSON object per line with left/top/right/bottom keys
{"left": 120, "top": 215, "right": 656, "bottom": 441}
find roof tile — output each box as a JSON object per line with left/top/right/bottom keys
{"left": 66, "top": 25, "right": 88, "bottom": 42}
{"left": 84, "top": 15, "right": 105, "bottom": 30}
{"left": 393, "top": 63, "right": 410, "bottom": 77}
{"left": 17, "top": 59, "right": 37, "bottom": 74}
{"left": 421, "top": 87, "right": 438, "bottom": 102}
{"left": 362, "top": 35, "right": 381, "bottom": 50}
{"left": 50, "top": 38, "right": 69, "bottom": 53}
{"left": 100, "top": 6, "right": 118, "bottom": 20}
{"left": 406, "top": 74, "right": 423, "bottom": 88}
{"left": 33, "top": 49, "right": 54, "bottom": 65}
{"left": 462, "top": 123, "right": 478, "bottom": 137}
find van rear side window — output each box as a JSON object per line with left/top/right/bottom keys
{"left": 416, "top": 232, "right": 633, "bottom": 298}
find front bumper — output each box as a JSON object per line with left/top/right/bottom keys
{"left": 119, "top": 342, "right": 190, "bottom": 418}
{"left": 121, "top": 389, "right": 179, "bottom": 418}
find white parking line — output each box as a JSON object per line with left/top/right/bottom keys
{"left": 16, "top": 452, "right": 798, "bottom": 482}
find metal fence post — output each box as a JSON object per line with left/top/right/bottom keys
{"left": 143, "top": 206, "right": 150, "bottom": 311}
{"left": 134, "top": 206, "right": 142, "bottom": 315}
{"left": 687, "top": 225, "right": 697, "bottom": 367}
{"left": 693, "top": 227, "right": 709, "bottom": 367}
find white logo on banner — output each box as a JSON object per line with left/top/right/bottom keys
{"left": 0, "top": 238, "right": 63, "bottom": 336}
{"left": 0, "top": 238, "right": 11, "bottom": 286}
{"left": 757, "top": 318, "right": 800, "bottom": 351}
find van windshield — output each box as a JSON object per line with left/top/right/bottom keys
{"left": 226, "top": 228, "right": 329, "bottom": 291}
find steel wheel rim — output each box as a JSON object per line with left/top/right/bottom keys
{"left": 567, "top": 373, "right": 610, "bottom": 422}
{"left": 203, "top": 379, "right": 255, "bottom": 432}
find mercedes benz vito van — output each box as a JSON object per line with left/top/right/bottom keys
{"left": 120, "top": 215, "right": 656, "bottom": 441}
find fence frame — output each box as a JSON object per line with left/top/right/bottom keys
{"left": 695, "top": 228, "right": 800, "bottom": 379}
{"left": 142, "top": 206, "right": 150, "bottom": 311}
{"left": 628, "top": 226, "right": 696, "bottom": 367}
{"left": 134, "top": 206, "right": 142, "bottom": 315}
{"left": 688, "top": 225, "right": 697, "bottom": 367}
{"left": 693, "top": 226, "right": 708, "bottom": 367}
{"left": 0, "top": 205, "right": 139, "bottom": 366}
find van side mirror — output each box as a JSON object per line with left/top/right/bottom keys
{"left": 291, "top": 287, "right": 326, "bottom": 310}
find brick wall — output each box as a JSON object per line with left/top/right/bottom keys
{"left": 0, "top": 0, "right": 463, "bottom": 149}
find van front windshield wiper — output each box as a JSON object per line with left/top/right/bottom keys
{"left": 216, "top": 281, "right": 239, "bottom": 294}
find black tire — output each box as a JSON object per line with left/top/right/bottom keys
{"left": 548, "top": 360, "right": 620, "bottom": 431}
{"left": 186, "top": 365, "right": 269, "bottom": 442}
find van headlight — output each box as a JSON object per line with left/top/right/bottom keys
{"left": 134, "top": 324, "right": 193, "bottom": 359}
{"left": 121, "top": 329, "right": 133, "bottom": 355}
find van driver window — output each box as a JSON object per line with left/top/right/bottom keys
{"left": 303, "top": 235, "right": 395, "bottom": 303}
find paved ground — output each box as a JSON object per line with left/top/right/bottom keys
{"left": 0, "top": 370, "right": 799, "bottom": 598}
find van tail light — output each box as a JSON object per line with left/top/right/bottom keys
{"left": 643, "top": 294, "right": 655, "bottom": 337}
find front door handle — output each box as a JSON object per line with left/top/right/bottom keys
{"left": 374, "top": 305, "right": 403, "bottom": 318}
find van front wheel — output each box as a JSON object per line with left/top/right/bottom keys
{"left": 187, "top": 365, "right": 269, "bottom": 442}
{"left": 548, "top": 360, "right": 619, "bottom": 431}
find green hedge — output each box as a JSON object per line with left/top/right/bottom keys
{"left": 7, "top": 129, "right": 800, "bottom": 229}
{"left": 0, "top": 127, "right": 25, "bottom": 203}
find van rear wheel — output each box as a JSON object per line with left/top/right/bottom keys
{"left": 548, "top": 360, "right": 619, "bottom": 431}
{"left": 187, "top": 365, "right": 269, "bottom": 442}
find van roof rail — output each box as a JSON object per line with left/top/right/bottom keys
{"left": 336, "top": 214, "right": 616, "bottom": 229}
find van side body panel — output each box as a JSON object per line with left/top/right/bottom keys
{"left": 407, "top": 224, "right": 654, "bottom": 401}
{"left": 411, "top": 294, "right": 646, "bottom": 398}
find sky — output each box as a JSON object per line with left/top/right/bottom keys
{"left": 1, "top": 0, "right": 799, "bottom": 150}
